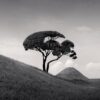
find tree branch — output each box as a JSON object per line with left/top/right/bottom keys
{"left": 36, "top": 48, "right": 45, "bottom": 57}
{"left": 49, "top": 56, "right": 61, "bottom": 64}
{"left": 46, "top": 55, "right": 62, "bottom": 72}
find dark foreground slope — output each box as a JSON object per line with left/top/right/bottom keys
{"left": 0, "top": 55, "right": 100, "bottom": 100}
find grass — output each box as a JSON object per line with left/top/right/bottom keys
{"left": 0, "top": 55, "right": 100, "bottom": 100}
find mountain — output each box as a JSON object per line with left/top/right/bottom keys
{"left": 0, "top": 55, "right": 100, "bottom": 100}
{"left": 56, "top": 67, "right": 88, "bottom": 82}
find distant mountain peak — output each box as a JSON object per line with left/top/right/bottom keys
{"left": 56, "top": 67, "right": 88, "bottom": 81}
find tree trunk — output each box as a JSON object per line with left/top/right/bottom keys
{"left": 43, "top": 58, "right": 46, "bottom": 72}
{"left": 46, "top": 62, "right": 50, "bottom": 73}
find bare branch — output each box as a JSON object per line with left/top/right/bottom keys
{"left": 46, "top": 55, "right": 62, "bottom": 72}
{"left": 36, "top": 48, "right": 45, "bottom": 57}
{"left": 49, "top": 55, "right": 61, "bottom": 64}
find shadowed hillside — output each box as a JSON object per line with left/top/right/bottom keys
{"left": 56, "top": 67, "right": 89, "bottom": 84}
{"left": 0, "top": 55, "right": 100, "bottom": 100}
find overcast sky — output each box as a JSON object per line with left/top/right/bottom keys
{"left": 0, "top": 0, "right": 100, "bottom": 78}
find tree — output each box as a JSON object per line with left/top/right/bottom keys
{"left": 23, "top": 31, "right": 77, "bottom": 73}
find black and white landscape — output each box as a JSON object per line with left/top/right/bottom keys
{"left": 0, "top": 0, "right": 100, "bottom": 100}
{"left": 0, "top": 55, "right": 100, "bottom": 100}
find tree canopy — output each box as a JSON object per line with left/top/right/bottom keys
{"left": 23, "top": 31, "right": 77, "bottom": 72}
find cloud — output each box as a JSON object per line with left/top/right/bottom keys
{"left": 49, "top": 62, "right": 65, "bottom": 75}
{"left": 86, "top": 62, "right": 100, "bottom": 72}
{"left": 65, "top": 59, "right": 74, "bottom": 67}
{"left": 50, "top": 60, "right": 100, "bottom": 78}
{"left": 85, "top": 62, "right": 100, "bottom": 78}
{"left": 50, "top": 59, "right": 75, "bottom": 75}
{"left": 76, "top": 26, "right": 92, "bottom": 32}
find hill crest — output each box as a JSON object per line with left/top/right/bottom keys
{"left": 56, "top": 67, "right": 88, "bottom": 81}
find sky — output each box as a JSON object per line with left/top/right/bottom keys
{"left": 0, "top": 0, "right": 100, "bottom": 78}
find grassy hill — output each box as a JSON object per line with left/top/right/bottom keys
{"left": 56, "top": 67, "right": 89, "bottom": 84}
{"left": 0, "top": 55, "right": 100, "bottom": 100}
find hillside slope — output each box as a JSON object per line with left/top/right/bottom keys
{"left": 0, "top": 55, "right": 100, "bottom": 100}
{"left": 56, "top": 67, "right": 89, "bottom": 84}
